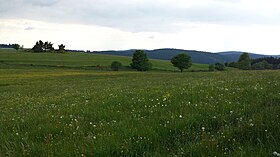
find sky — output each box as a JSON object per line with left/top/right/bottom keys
{"left": 0, "top": 0, "right": 280, "bottom": 54}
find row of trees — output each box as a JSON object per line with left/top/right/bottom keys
{"left": 227, "top": 53, "right": 280, "bottom": 70}
{"left": 224, "top": 53, "right": 252, "bottom": 70}
{"left": 32, "top": 40, "right": 65, "bottom": 53}
{"left": 111, "top": 50, "right": 192, "bottom": 72}
{"left": 0, "top": 44, "right": 23, "bottom": 50}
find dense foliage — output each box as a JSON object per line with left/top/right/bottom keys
{"left": 130, "top": 50, "right": 152, "bottom": 71}
{"left": 252, "top": 60, "right": 273, "bottom": 70}
{"left": 58, "top": 44, "right": 66, "bottom": 52}
{"left": 32, "top": 40, "right": 54, "bottom": 52}
{"left": 238, "top": 52, "right": 251, "bottom": 70}
{"left": 171, "top": 53, "right": 192, "bottom": 72}
{"left": 31, "top": 41, "right": 66, "bottom": 53}
{"left": 252, "top": 57, "right": 280, "bottom": 69}
{"left": 214, "top": 62, "right": 225, "bottom": 71}
{"left": 0, "top": 44, "right": 22, "bottom": 50}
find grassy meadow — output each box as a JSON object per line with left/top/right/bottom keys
{"left": 1, "top": 49, "right": 280, "bottom": 156}
{"left": 0, "top": 49, "right": 208, "bottom": 71}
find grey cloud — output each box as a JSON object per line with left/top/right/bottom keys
{"left": 1, "top": 0, "right": 280, "bottom": 32}
{"left": 24, "top": 26, "right": 35, "bottom": 30}
{"left": 23, "top": 0, "right": 59, "bottom": 7}
{"left": 149, "top": 35, "right": 155, "bottom": 39}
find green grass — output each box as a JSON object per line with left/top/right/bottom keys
{"left": 0, "top": 49, "right": 208, "bottom": 71}
{"left": 1, "top": 49, "right": 280, "bottom": 156}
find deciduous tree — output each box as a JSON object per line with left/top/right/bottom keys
{"left": 171, "top": 53, "right": 192, "bottom": 72}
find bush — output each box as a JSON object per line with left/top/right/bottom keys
{"left": 228, "top": 62, "right": 238, "bottom": 68}
{"left": 252, "top": 60, "right": 273, "bottom": 70}
{"left": 208, "top": 64, "right": 215, "bottom": 71}
{"left": 111, "top": 61, "right": 122, "bottom": 71}
{"left": 215, "top": 62, "right": 225, "bottom": 71}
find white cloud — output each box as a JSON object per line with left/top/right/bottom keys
{"left": 0, "top": 0, "right": 280, "bottom": 54}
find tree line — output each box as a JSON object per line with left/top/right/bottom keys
{"left": 112, "top": 50, "right": 280, "bottom": 72}
{"left": 0, "top": 44, "right": 23, "bottom": 50}
{"left": 111, "top": 50, "right": 192, "bottom": 72}
{"left": 226, "top": 53, "right": 280, "bottom": 70}
{"left": 32, "top": 40, "right": 66, "bottom": 53}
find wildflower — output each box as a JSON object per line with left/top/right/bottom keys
{"left": 179, "top": 115, "right": 182, "bottom": 118}
{"left": 273, "top": 151, "right": 280, "bottom": 157}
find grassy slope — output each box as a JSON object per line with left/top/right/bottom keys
{"left": 0, "top": 49, "right": 208, "bottom": 71}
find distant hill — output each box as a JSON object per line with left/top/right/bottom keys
{"left": 92, "top": 49, "right": 279, "bottom": 64}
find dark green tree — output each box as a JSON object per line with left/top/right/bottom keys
{"left": 111, "top": 61, "right": 122, "bottom": 71}
{"left": 215, "top": 62, "right": 225, "bottom": 71}
{"left": 252, "top": 60, "right": 273, "bottom": 70}
{"left": 171, "top": 53, "right": 192, "bottom": 72}
{"left": 13, "top": 44, "right": 20, "bottom": 51}
{"left": 43, "top": 41, "right": 54, "bottom": 51}
{"left": 252, "top": 61, "right": 265, "bottom": 70}
{"left": 32, "top": 40, "right": 55, "bottom": 52}
{"left": 238, "top": 52, "right": 251, "bottom": 70}
{"left": 58, "top": 44, "right": 66, "bottom": 52}
{"left": 228, "top": 62, "right": 238, "bottom": 68}
{"left": 130, "top": 50, "right": 152, "bottom": 71}
{"left": 32, "top": 40, "right": 44, "bottom": 52}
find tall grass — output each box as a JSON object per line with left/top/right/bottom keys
{"left": 0, "top": 68, "right": 280, "bottom": 156}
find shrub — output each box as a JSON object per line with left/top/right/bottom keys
{"left": 111, "top": 61, "right": 122, "bottom": 71}
{"left": 215, "top": 62, "right": 225, "bottom": 71}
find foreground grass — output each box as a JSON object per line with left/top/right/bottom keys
{"left": 0, "top": 68, "right": 280, "bottom": 156}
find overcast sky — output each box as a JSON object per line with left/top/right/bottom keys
{"left": 1, "top": 0, "right": 280, "bottom": 54}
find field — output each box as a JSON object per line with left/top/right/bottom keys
{"left": 0, "top": 50, "right": 208, "bottom": 71}
{"left": 1, "top": 49, "right": 280, "bottom": 156}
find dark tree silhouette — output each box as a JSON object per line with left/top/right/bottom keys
{"left": 58, "top": 44, "right": 66, "bottom": 52}
{"left": 13, "top": 44, "right": 20, "bottom": 51}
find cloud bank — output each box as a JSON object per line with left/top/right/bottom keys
{"left": 1, "top": 0, "right": 280, "bottom": 54}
